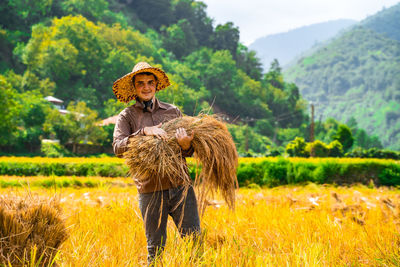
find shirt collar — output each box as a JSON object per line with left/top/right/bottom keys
{"left": 134, "top": 98, "right": 167, "bottom": 112}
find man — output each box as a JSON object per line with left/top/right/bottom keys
{"left": 112, "top": 62, "right": 201, "bottom": 264}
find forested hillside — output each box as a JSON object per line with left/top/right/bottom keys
{"left": 284, "top": 3, "right": 400, "bottom": 150}
{"left": 0, "top": 0, "right": 310, "bottom": 155}
{"left": 249, "top": 19, "right": 356, "bottom": 69}
{"left": 361, "top": 4, "right": 400, "bottom": 41}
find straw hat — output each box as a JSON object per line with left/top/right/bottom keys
{"left": 112, "top": 62, "right": 170, "bottom": 103}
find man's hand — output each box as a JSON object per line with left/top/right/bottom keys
{"left": 175, "top": 127, "right": 194, "bottom": 150}
{"left": 143, "top": 123, "right": 168, "bottom": 140}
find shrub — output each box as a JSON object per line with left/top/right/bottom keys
{"left": 327, "top": 140, "right": 343, "bottom": 157}
{"left": 312, "top": 162, "right": 341, "bottom": 183}
{"left": 262, "top": 159, "right": 288, "bottom": 187}
{"left": 346, "top": 147, "right": 400, "bottom": 160}
{"left": 379, "top": 165, "right": 400, "bottom": 186}
{"left": 41, "top": 142, "right": 72, "bottom": 158}
{"left": 306, "top": 140, "right": 329, "bottom": 157}
{"left": 0, "top": 161, "right": 128, "bottom": 177}
{"left": 285, "top": 137, "right": 308, "bottom": 157}
{"left": 237, "top": 162, "right": 265, "bottom": 186}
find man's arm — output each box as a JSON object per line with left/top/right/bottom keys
{"left": 113, "top": 114, "right": 141, "bottom": 157}
{"left": 174, "top": 108, "right": 195, "bottom": 157}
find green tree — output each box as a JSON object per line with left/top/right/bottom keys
{"left": 162, "top": 19, "right": 197, "bottom": 59}
{"left": 20, "top": 15, "right": 156, "bottom": 109}
{"left": 306, "top": 140, "right": 330, "bottom": 157}
{"left": 211, "top": 22, "right": 240, "bottom": 57}
{"left": 173, "top": 0, "right": 213, "bottom": 47}
{"left": 43, "top": 108, "right": 69, "bottom": 144}
{"left": 3, "top": 0, "right": 53, "bottom": 34}
{"left": 61, "top": 0, "right": 108, "bottom": 22}
{"left": 102, "top": 99, "right": 127, "bottom": 118}
{"left": 228, "top": 124, "right": 272, "bottom": 156}
{"left": 62, "top": 101, "right": 107, "bottom": 153}
{"left": 285, "top": 137, "right": 308, "bottom": 157}
{"left": 327, "top": 140, "right": 343, "bottom": 157}
{"left": 127, "top": 0, "right": 174, "bottom": 29}
{"left": 203, "top": 50, "right": 239, "bottom": 113}
{"left": 353, "top": 128, "right": 383, "bottom": 149}
{"left": 333, "top": 124, "right": 354, "bottom": 152}
{"left": 0, "top": 75, "right": 21, "bottom": 148}
{"left": 236, "top": 44, "right": 263, "bottom": 81}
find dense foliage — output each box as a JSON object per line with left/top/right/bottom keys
{"left": 0, "top": 0, "right": 392, "bottom": 156}
{"left": 0, "top": 0, "right": 311, "bottom": 155}
{"left": 284, "top": 3, "right": 400, "bottom": 150}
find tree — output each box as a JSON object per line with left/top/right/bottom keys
{"left": 173, "top": 1, "right": 213, "bottom": 47}
{"left": 3, "top": 0, "right": 53, "bottom": 34}
{"left": 210, "top": 22, "right": 240, "bottom": 57}
{"left": 285, "top": 137, "right": 308, "bottom": 157}
{"left": 17, "top": 91, "right": 52, "bottom": 152}
{"left": 102, "top": 99, "right": 127, "bottom": 118}
{"left": 333, "top": 124, "right": 354, "bottom": 152}
{"left": 228, "top": 124, "right": 273, "bottom": 155}
{"left": 203, "top": 50, "right": 239, "bottom": 115}
{"left": 127, "top": 0, "right": 174, "bottom": 29}
{"left": 0, "top": 75, "right": 21, "bottom": 147}
{"left": 305, "top": 140, "right": 330, "bottom": 157}
{"left": 353, "top": 129, "right": 383, "bottom": 149}
{"left": 327, "top": 140, "right": 343, "bottom": 157}
{"left": 236, "top": 44, "right": 263, "bottom": 81}
{"left": 60, "top": 0, "right": 109, "bottom": 22}
{"left": 162, "top": 19, "right": 197, "bottom": 59}
{"left": 19, "top": 15, "right": 156, "bottom": 109}
{"left": 62, "top": 101, "right": 107, "bottom": 153}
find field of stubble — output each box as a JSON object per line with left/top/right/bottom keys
{"left": 2, "top": 177, "right": 399, "bottom": 266}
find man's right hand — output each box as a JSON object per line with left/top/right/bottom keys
{"left": 143, "top": 123, "right": 168, "bottom": 140}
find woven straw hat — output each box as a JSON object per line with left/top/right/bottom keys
{"left": 112, "top": 62, "right": 170, "bottom": 103}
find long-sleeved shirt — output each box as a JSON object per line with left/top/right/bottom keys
{"left": 113, "top": 98, "right": 193, "bottom": 193}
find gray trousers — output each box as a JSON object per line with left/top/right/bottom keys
{"left": 138, "top": 186, "right": 201, "bottom": 264}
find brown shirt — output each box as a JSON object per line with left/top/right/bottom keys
{"left": 113, "top": 98, "right": 193, "bottom": 193}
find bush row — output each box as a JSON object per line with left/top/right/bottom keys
{"left": 237, "top": 158, "right": 400, "bottom": 187}
{"left": 0, "top": 162, "right": 128, "bottom": 177}
{"left": 1, "top": 158, "right": 399, "bottom": 187}
{"left": 345, "top": 147, "right": 400, "bottom": 160}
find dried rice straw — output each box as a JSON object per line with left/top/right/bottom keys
{"left": 123, "top": 114, "right": 238, "bottom": 213}
{"left": 0, "top": 193, "right": 69, "bottom": 265}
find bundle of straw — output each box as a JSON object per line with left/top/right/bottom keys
{"left": 124, "top": 114, "right": 238, "bottom": 211}
{"left": 0, "top": 194, "right": 69, "bottom": 266}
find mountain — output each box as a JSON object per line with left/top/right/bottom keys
{"left": 361, "top": 4, "right": 400, "bottom": 41}
{"left": 249, "top": 19, "right": 356, "bottom": 70}
{"left": 284, "top": 3, "right": 400, "bottom": 150}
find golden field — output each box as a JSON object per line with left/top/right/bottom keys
{"left": 1, "top": 178, "right": 400, "bottom": 266}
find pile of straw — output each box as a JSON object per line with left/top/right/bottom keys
{"left": 124, "top": 114, "right": 238, "bottom": 211}
{"left": 0, "top": 194, "right": 69, "bottom": 266}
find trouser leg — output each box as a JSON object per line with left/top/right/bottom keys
{"left": 169, "top": 186, "right": 201, "bottom": 238}
{"left": 139, "top": 191, "right": 169, "bottom": 265}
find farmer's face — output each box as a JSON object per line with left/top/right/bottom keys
{"left": 134, "top": 73, "right": 157, "bottom": 102}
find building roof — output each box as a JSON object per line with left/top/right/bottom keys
{"left": 45, "top": 96, "right": 64, "bottom": 104}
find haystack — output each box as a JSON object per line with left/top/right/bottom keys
{"left": 124, "top": 114, "right": 239, "bottom": 212}
{"left": 0, "top": 194, "right": 69, "bottom": 266}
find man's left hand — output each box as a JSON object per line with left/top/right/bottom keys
{"left": 175, "top": 128, "right": 194, "bottom": 150}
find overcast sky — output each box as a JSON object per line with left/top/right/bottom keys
{"left": 201, "top": 0, "right": 400, "bottom": 45}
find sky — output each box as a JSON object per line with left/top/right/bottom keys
{"left": 201, "top": 0, "right": 400, "bottom": 45}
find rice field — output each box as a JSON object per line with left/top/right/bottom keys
{"left": 1, "top": 177, "right": 400, "bottom": 266}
